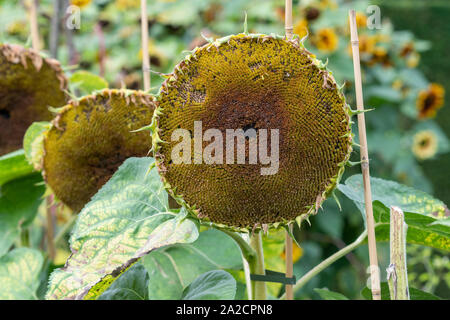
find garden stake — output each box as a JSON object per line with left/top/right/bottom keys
{"left": 349, "top": 9, "right": 381, "bottom": 300}
{"left": 387, "top": 206, "right": 410, "bottom": 300}
{"left": 63, "top": 0, "right": 78, "bottom": 65}
{"left": 140, "top": 0, "right": 151, "bottom": 91}
{"left": 28, "top": 0, "right": 41, "bottom": 51}
{"left": 285, "top": 225, "right": 294, "bottom": 300}
{"left": 49, "top": 0, "right": 62, "bottom": 58}
{"left": 284, "top": 0, "right": 294, "bottom": 301}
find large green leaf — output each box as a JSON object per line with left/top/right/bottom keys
{"left": 46, "top": 157, "right": 199, "bottom": 300}
{"left": 0, "top": 174, "right": 45, "bottom": 257}
{"left": 0, "top": 248, "right": 44, "bottom": 300}
{"left": 142, "top": 228, "right": 242, "bottom": 300}
{"left": 338, "top": 175, "right": 450, "bottom": 251}
{"left": 182, "top": 270, "right": 237, "bottom": 300}
{"left": 98, "top": 263, "right": 149, "bottom": 300}
{"left": 361, "top": 282, "right": 441, "bottom": 300}
{"left": 0, "top": 150, "right": 35, "bottom": 186}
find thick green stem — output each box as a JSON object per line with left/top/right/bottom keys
{"left": 221, "top": 230, "right": 257, "bottom": 299}
{"left": 250, "top": 232, "right": 266, "bottom": 300}
{"left": 20, "top": 228, "right": 30, "bottom": 247}
{"left": 280, "top": 225, "right": 378, "bottom": 300}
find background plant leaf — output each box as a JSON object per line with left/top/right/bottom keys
{"left": 23, "top": 121, "right": 51, "bottom": 170}
{"left": 0, "top": 174, "right": 45, "bottom": 257}
{"left": 0, "top": 248, "right": 43, "bottom": 300}
{"left": 142, "top": 228, "right": 242, "bottom": 300}
{"left": 98, "top": 263, "right": 149, "bottom": 300}
{"left": 181, "top": 270, "right": 237, "bottom": 300}
{"left": 69, "top": 71, "right": 109, "bottom": 95}
{"left": 0, "top": 150, "right": 35, "bottom": 187}
{"left": 361, "top": 282, "right": 441, "bottom": 300}
{"left": 314, "top": 288, "right": 349, "bottom": 300}
{"left": 46, "top": 157, "right": 199, "bottom": 300}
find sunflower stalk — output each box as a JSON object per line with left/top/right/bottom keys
{"left": 250, "top": 232, "right": 267, "bottom": 300}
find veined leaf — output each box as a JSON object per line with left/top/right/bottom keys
{"left": 182, "top": 270, "right": 237, "bottom": 300}
{"left": 338, "top": 174, "right": 447, "bottom": 218}
{"left": 372, "top": 201, "right": 449, "bottom": 251}
{"left": 0, "top": 174, "right": 45, "bottom": 257}
{"left": 338, "top": 175, "right": 450, "bottom": 251}
{"left": 0, "top": 248, "right": 43, "bottom": 300}
{"left": 46, "top": 157, "right": 199, "bottom": 300}
{"left": 142, "top": 228, "right": 242, "bottom": 300}
{"left": 0, "top": 150, "right": 35, "bottom": 186}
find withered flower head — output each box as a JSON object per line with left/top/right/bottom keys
{"left": 0, "top": 44, "right": 68, "bottom": 155}
{"left": 43, "top": 89, "right": 155, "bottom": 212}
{"left": 154, "top": 34, "right": 353, "bottom": 231}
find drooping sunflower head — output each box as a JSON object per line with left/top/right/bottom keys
{"left": 43, "top": 89, "right": 156, "bottom": 212}
{"left": 0, "top": 44, "right": 68, "bottom": 155}
{"left": 154, "top": 34, "right": 353, "bottom": 232}
{"left": 412, "top": 130, "right": 438, "bottom": 160}
{"left": 417, "top": 83, "right": 445, "bottom": 119}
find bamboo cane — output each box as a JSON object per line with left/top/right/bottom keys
{"left": 28, "top": 0, "right": 41, "bottom": 51}
{"left": 140, "top": 0, "right": 151, "bottom": 91}
{"left": 49, "top": 0, "right": 61, "bottom": 58}
{"left": 348, "top": 9, "right": 381, "bottom": 300}
{"left": 284, "top": 0, "right": 294, "bottom": 301}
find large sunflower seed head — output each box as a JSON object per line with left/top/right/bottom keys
{"left": 155, "top": 34, "right": 353, "bottom": 232}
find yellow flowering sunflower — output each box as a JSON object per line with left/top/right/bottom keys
{"left": 293, "top": 19, "right": 308, "bottom": 39}
{"left": 315, "top": 28, "right": 338, "bottom": 53}
{"left": 115, "top": 0, "right": 140, "bottom": 10}
{"left": 71, "top": 0, "right": 91, "bottom": 8}
{"left": 355, "top": 12, "right": 367, "bottom": 28}
{"left": 412, "top": 130, "right": 438, "bottom": 160}
{"left": 417, "top": 83, "right": 445, "bottom": 119}
{"left": 281, "top": 244, "right": 303, "bottom": 263}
